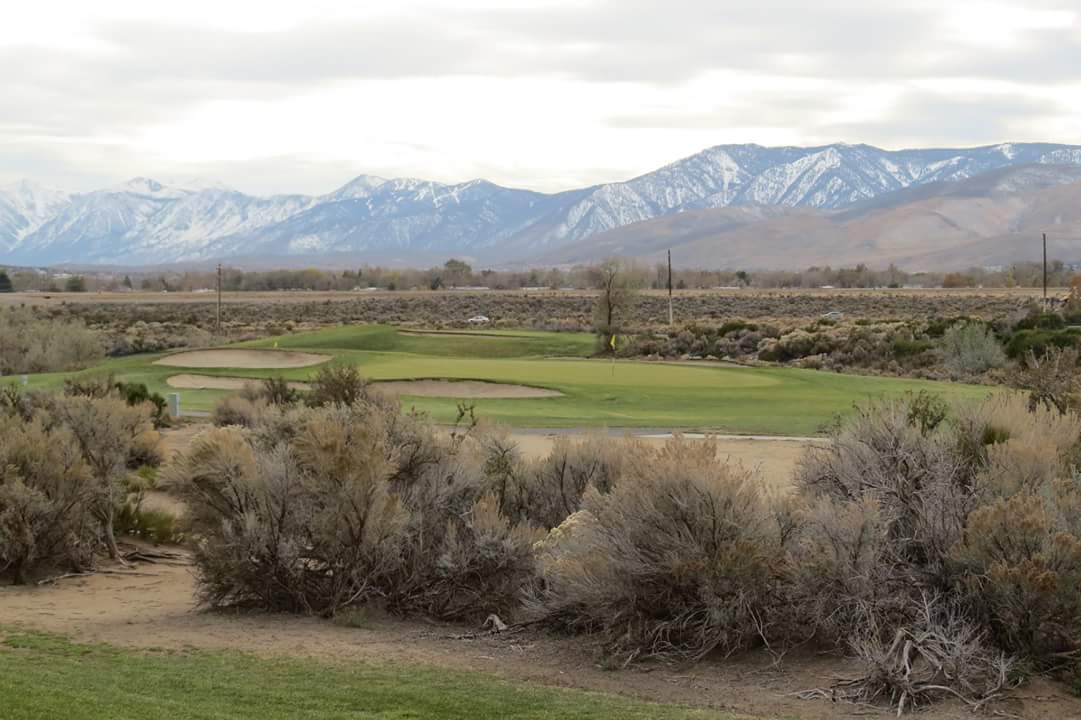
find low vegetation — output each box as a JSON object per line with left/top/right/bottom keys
{"left": 0, "top": 307, "right": 104, "bottom": 375}
{"left": 0, "top": 382, "right": 166, "bottom": 583}
{"left": 161, "top": 385, "right": 1081, "bottom": 714}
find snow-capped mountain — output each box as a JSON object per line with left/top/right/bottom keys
{"left": 3, "top": 142, "right": 1081, "bottom": 266}
{"left": 0, "top": 180, "right": 71, "bottom": 252}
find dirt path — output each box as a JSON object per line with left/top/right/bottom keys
{"left": 4, "top": 559, "right": 1074, "bottom": 719}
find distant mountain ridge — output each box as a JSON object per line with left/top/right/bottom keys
{"left": 2, "top": 142, "right": 1081, "bottom": 267}
{"left": 545, "top": 164, "right": 1081, "bottom": 270}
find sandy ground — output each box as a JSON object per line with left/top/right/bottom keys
{"left": 2, "top": 555, "right": 1076, "bottom": 720}
{"left": 154, "top": 349, "right": 330, "bottom": 369}
{"left": 509, "top": 432, "right": 814, "bottom": 491}
{"left": 166, "top": 374, "right": 311, "bottom": 391}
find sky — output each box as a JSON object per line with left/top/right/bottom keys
{"left": 2, "top": 0, "right": 1080, "bottom": 196}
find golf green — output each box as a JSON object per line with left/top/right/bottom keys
{"left": 11, "top": 324, "right": 996, "bottom": 435}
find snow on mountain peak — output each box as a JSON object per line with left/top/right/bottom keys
{"left": 4, "top": 141, "right": 1081, "bottom": 267}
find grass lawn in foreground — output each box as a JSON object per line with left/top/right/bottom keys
{"left": 8, "top": 324, "right": 998, "bottom": 435}
{"left": 0, "top": 630, "right": 736, "bottom": 720}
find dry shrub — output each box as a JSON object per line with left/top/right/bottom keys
{"left": 953, "top": 485, "right": 1081, "bottom": 662}
{"left": 793, "top": 392, "right": 1081, "bottom": 711}
{"left": 794, "top": 398, "right": 976, "bottom": 628}
{"left": 0, "top": 307, "right": 104, "bottom": 375}
{"left": 0, "top": 416, "right": 96, "bottom": 583}
{"left": 1010, "top": 347, "right": 1081, "bottom": 415}
{"left": 50, "top": 395, "right": 155, "bottom": 560}
{"left": 939, "top": 322, "right": 1006, "bottom": 378}
{"left": 211, "top": 396, "right": 268, "bottom": 428}
{"left": 305, "top": 364, "right": 368, "bottom": 407}
{"left": 168, "top": 400, "right": 540, "bottom": 620}
{"left": 492, "top": 432, "right": 627, "bottom": 529}
{"left": 826, "top": 599, "right": 1016, "bottom": 713}
{"left": 528, "top": 438, "right": 791, "bottom": 662}
{"left": 167, "top": 419, "right": 406, "bottom": 613}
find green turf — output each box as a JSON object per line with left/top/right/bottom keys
{"left": 6, "top": 324, "right": 998, "bottom": 435}
{"left": 0, "top": 630, "right": 737, "bottom": 720}
{"left": 250, "top": 324, "right": 598, "bottom": 358}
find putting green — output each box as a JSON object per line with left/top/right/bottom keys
{"left": 11, "top": 324, "right": 997, "bottom": 435}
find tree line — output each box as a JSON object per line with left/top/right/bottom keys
{"left": 1, "top": 258, "right": 1078, "bottom": 294}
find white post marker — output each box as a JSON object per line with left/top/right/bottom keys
{"left": 168, "top": 393, "right": 181, "bottom": 419}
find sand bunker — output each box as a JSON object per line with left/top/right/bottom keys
{"left": 370, "top": 380, "right": 562, "bottom": 399}
{"left": 166, "top": 374, "right": 311, "bottom": 391}
{"left": 154, "top": 349, "right": 330, "bottom": 369}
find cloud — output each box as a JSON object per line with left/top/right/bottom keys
{"left": 0, "top": 1, "right": 1079, "bottom": 195}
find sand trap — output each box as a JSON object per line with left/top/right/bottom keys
{"left": 370, "top": 380, "right": 563, "bottom": 399}
{"left": 154, "top": 349, "right": 330, "bottom": 369}
{"left": 166, "top": 374, "right": 311, "bottom": 391}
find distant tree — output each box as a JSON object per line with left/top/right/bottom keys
{"left": 122, "top": 275, "right": 133, "bottom": 290}
{"left": 591, "top": 259, "right": 637, "bottom": 349}
{"left": 0, "top": 270, "right": 13, "bottom": 293}
{"left": 735, "top": 270, "right": 751, "bottom": 287}
{"left": 442, "top": 258, "right": 473, "bottom": 287}
{"left": 64, "top": 275, "right": 87, "bottom": 293}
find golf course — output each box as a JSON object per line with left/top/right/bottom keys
{"left": 15, "top": 324, "right": 995, "bottom": 435}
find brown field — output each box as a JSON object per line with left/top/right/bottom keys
{"left": 3, "top": 287, "right": 1050, "bottom": 338}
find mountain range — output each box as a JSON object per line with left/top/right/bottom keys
{"left": 3, "top": 142, "right": 1081, "bottom": 269}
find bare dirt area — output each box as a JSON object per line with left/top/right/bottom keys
{"left": 2, "top": 558, "right": 1076, "bottom": 720}
{"left": 372, "top": 380, "right": 564, "bottom": 399}
{"left": 159, "top": 423, "right": 207, "bottom": 458}
{"left": 510, "top": 432, "right": 814, "bottom": 491}
{"left": 154, "top": 349, "right": 330, "bottom": 369}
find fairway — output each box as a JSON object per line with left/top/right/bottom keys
{"left": 0, "top": 630, "right": 731, "bottom": 720}
{"left": 12, "top": 324, "right": 996, "bottom": 435}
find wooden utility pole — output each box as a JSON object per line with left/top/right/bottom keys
{"left": 1043, "top": 233, "right": 1048, "bottom": 307}
{"left": 216, "top": 263, "right": 223, "bottom": 335}
{"left": 667, "top": 249, "right": 673, "bottom": 326}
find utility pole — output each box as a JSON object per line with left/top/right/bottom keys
{"left": 1043, "top": 233, "right": 1048, "bottom": 307}
{"left": 216, "top": 263, "right": 223, "bottom": 335}
{"left": 667, "top": 249, "right": 673, "bottom": 327}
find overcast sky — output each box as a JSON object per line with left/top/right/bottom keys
{"left": 2, "top": 0, "right": 1080, "bottom": 195}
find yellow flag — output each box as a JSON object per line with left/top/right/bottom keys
{"left": 609, "top": 334, "right": 617, "bottom": 350}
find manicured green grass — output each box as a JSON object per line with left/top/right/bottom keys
{"left": 7, "top": 324, "right": 998, "bottom": 434}
{"left": 0, "top": 630, "right": 735, "bottom": 720}
{"left": 251, "top": 324, "right": 598, "bottom": 358}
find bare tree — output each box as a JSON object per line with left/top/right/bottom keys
{"left": 590, "top": 259, "right": 637, "bottom": 348}
{"left": 1010, "top": 347, "right": 1081, "bottom": 414}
